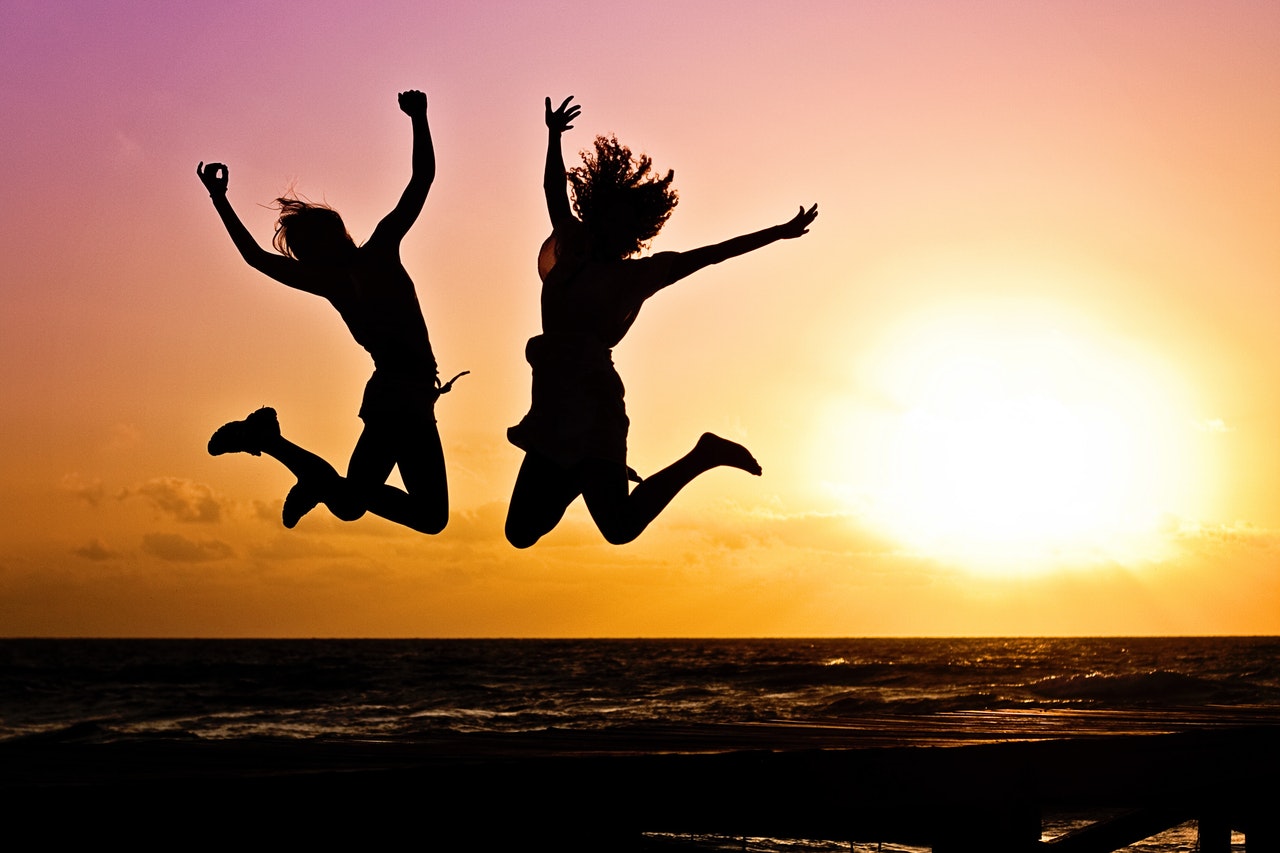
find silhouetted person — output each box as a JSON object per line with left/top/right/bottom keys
{"left": 504, "top": 96, "right": 817, "bottom": 548}
{"left": 196, "top": 90, "right": 463, "bottom": 534}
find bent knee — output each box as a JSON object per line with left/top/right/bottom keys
{"left": 410, "top": 513, "right": 448, "bottom": 536}
{"left": 598, "top": 523, "right": 641, "bottom": 547}
{"left": 505, "top": 531, "right": 539, "bottom": 550}
{"left": 504, "top": 522, "right": 542, "bottom": 550}
{"left": 326, "top": 500, "right": 367, "bottom": 523}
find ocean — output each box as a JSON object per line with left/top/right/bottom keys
{"left": 4, "top": 636, "right": 1279, "bottom": 851}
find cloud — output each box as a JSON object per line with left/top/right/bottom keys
{"left": 1194, "top": 419, "right": 1234, "bottom": 433}
{"left": 141, "top": 533, "right": 234, "bottom": 563}
{"left": 248, "top": 536, "right": 353, "bottom": 560}
{"left": 105, "top": 422, "right": 143, "bottom": 452}
{"left": 1174, "top": 520, "right": 1279, "bottom": 550}
{"left": 432, "top": 502, "right": 511, "bottom": 543}
{"left": 62, "top": 473, "right": 106, "bottom": 507}
{"left": 122, "top": 477, "right": 229, "bottom": 523}
{"left": 252, "top": 498, "right": 285, "bottom": 524}
{"left": 72, "top": 538, "right": 120, "bottom": 561}
{"left": 674, "top": 505, "right": 902, "bottom": 556}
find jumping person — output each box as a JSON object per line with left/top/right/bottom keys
{"left": 504, "top": 96, "right": 817, "bottom": 547}
{"left": 196, "top": 90, "right": 462, "bottom": 534}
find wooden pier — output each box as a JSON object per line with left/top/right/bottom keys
{"left": 3, "top": 709, "right": 1278, "bottom": 851}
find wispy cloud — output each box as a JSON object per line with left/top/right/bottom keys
{"left": 1174, "top": 520, "right": 1277, "bottom": 548}
{"left": 121, "top": 477, "right": 228, "bottom": 523}
{"left": 105, "top": 422, "right": 143, "bottom": 452}
{"left": 72, "top": 538, "right": 120, "bottom": 561}
{"left": 61, "top": 473, "right": 105, "bottom": 507}
{"left": 1194, "top": 418, "right": 1234, "bottom": 433}
{"left": 142, "top": 532, "right": 234, "bottom": 562}
{"left": 248, "top": 535, "right": 353, "bottom": 560}
{"left": 674, "top": 505, "right": 901, "bottom": 556}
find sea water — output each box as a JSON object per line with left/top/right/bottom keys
{"left": 3, "top": 636, "right": 1277, "bottom": 851}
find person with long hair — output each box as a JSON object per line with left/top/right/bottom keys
{"left": 505, "top": 96, "right": 817, "bottom": 548}
{"left": 196, "top": 90, "right": 463, "bottom": 534}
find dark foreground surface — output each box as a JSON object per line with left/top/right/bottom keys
{"left": 4, "top": 710, "right": 1279, "bottom": 851}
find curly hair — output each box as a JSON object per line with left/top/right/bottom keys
{"left": 568, "top": 135, "right": 678, "bottom": 260}
{"left": 271, "top": 197, "right": 354, "bottom": 261}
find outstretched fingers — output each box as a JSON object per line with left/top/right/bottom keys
{"left": 781, "top": 203, "right": 818, "bottom": 238}
{"left": 545, "top": 95, "right": 581, "bottom": 132}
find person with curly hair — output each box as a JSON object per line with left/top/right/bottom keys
{"left": 196, "top": 90, "right": 464, "bottom": 534}
{"left": 505, "top": 95, "right": 817, "bottom": 548}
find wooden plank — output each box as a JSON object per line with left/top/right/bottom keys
{"left": 1042, "top": 808, "right": 1191, "bottom": 853}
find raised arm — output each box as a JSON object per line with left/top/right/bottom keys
{"left": 369, "top": 89, "right": 435, "bottom": 246}
{"left": 196, "top": 161, "right": 304, "bottom": 286}
{"left": 544, "top": 96, "right": 581, "bottom": 228}
{"left": 664, "top": 204, "right": 818, "bottom": 286}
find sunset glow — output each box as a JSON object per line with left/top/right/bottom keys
{"left": 859, "top": 300, "right": 1190, "bottom": 574}
{"left": 1, "top": 1, "right": 1277, "bottom": 637}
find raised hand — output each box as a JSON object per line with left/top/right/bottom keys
{"left": 197, "top": 161, "right": 229, "bottom": 197}
{"left": 398, "top": 89, "right": 427, "bottom": 117}
{"left": 778, "top": 204, "right": 818, "bottom": 239}
{"left": 545, "top": 95, "right": 581, "bottom": 134}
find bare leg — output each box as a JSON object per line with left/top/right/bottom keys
{"left": 505, "top": 451, "right": 583, "bottom": 548}
{"left": 342, "top": 415, "right": 449, "bottom": 535}
{"left": 266, "top": 420, "right": 448, "bottom": 533}
{"left": 208, "top": 407, "right": 446, "bottom": 532}
{"left": 583, "top": 433, "right": 761, "bottom": 546}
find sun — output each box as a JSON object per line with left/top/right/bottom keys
{"left": 841, "top": 301, "right": 1194, "bottom": 575}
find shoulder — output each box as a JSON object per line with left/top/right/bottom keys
{"left": 635, "top": 251, "right": 680, "bottom": 268}
{"left": 359, "top": 232, "right": 398, "bottom": 257}
{"left": 624, "top": 251, "right": 679, "bottom": 292}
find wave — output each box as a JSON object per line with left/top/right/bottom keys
{"left": 1028, "top": 670, "right": 1280, "bottom": 707}
{"left": 4, "top": 638, "right": 1280, "bottom": 743}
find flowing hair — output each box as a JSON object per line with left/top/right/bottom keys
{"left": 568, "top": 135, "right": 678, "bottom": 260}
{"left": 271, "top": 197, "right": 353, "bottom": 260}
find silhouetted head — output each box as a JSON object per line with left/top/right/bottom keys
{"left": 568, "top": 135, "right": 677, "bottom": 260}
{"left": 272, "top": 198, "right": 356, "bottom": 264}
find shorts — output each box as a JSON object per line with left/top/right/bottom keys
{"left": 358, "top": 370, "right": 439, "bottom": 425}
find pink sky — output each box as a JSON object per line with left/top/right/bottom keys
{"left": 1, "top": 1, "right": 1277, "bottom": 637}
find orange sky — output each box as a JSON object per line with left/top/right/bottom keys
{"left": 2, "top": 1, "right": 1277, "bottom": 637}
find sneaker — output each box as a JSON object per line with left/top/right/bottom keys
{"left": 207, "top": 407, "right": 279, "bottom": 456}
{"left": 282, "top": 480, "right": 322, "bottom": 529}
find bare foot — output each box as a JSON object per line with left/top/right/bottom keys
{"left": 694, "top": 433, "right": 762, "bottom": 476}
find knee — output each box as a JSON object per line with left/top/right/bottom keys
{"left": 504, "top": 520, "right": 541, "bottom": 550}
{"left": 318, "top": 477, "right": 367, "bottom": 522}
{"left": 505, "top": 531, "right": 539, "bottom": 550}
{"left": 601, "top": 530, "right": 639, "bottom": 546}
{"left": 410, "top": 513, "right": 448, "bottom": 536}
{"left": 327, "top": 500, "right": 367, "bottom": 523}
{"left": 598, "top": 521, "right": 641, "bottom": 547}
